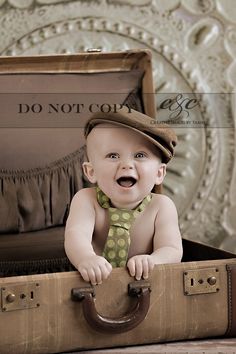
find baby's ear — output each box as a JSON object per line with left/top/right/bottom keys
{"left": 155, "top": 164, "right": 166, "bottom": 185}
{"left": 82, "top": 162, "right": 97, "bottom": 184}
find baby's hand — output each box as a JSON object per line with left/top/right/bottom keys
{"left": 127, "top": 255, "right": 154, "bottom": 280}
{"left": 78, "top": 255, "right": 112, "bottom": 285}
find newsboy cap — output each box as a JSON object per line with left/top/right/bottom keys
{"left": 84, "top": 107, "right": 177, "bottom": 163}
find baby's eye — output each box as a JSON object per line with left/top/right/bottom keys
{"left": 135, "top": 152, "right": 147, "bottom": 158}
{"left": 106, "top": 152, "right": 119, "bottom": 159}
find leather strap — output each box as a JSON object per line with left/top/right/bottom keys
{"left": 226, "top": 264, "right": 236, "bottom": 336}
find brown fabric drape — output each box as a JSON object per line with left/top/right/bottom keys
{"left": 0, "top": 148, "right": 85, "bottom": 234}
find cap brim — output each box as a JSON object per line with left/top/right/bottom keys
{"left": 85, "top": 118, "right": 172, "bottom": 163}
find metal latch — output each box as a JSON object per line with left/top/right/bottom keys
{"left": 184, "top": 268, "right": 220, "bottom": 296}
{"left": 128, "top": 280, "right": 151, "bottom": 297}
{"left": 71, "top": 286, "right": 95, "bottom": 301}
{"left": 1, "top": 283, "right": 40, "bottom": 312}
{"left": 86, "top": 48, "right": 102, "bottom": 53}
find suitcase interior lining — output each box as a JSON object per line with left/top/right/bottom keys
{"left": 182, "top": 238, "right": 236, "bottom": 262}
{"left": 1, "top": 236, "right": 235, "bottom": 278}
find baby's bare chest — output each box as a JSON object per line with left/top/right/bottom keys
{"left": 92, "top": 206, "right": 156, "bottom": 256}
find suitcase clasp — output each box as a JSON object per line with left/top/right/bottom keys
{"left": 184, "top": 268, "right": 220, "bottom": 295}
{"left": 1, "top": 282, "right": 40, "bottom": 312}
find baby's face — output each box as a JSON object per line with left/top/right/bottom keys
{"left": 83, "top": 124, "right": 166, "bottom": 209}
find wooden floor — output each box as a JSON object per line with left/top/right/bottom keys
{"left": 64, "top": 338, "right": 236, "bottom": 354}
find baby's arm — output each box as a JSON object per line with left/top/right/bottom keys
{"left": 64, "top": 188, "right": 112, "bottom": 285}
{"left": 127, "top": 195, "right": 182, "bottom": 280}
{"left": 151, "top": 195, "right": 183, "bottom": 264}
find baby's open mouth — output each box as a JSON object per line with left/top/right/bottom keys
{"left": 116, "top": 177, "right": 137, "bottom": 188}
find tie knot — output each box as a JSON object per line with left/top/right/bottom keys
{"left": 97, "top": 190, "right": 110, "bottom": 208}
{"left": 109, "top": 208, "right": 137, "bottom": 230}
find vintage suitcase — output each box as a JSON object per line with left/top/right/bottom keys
{"left": 0, "top": 50, "right": 236, "bottom": 353}
{"left": 0, "top": 241, "right": 236, "bottom": 354}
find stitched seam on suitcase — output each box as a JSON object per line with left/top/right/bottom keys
{"left": 225, "top": 264, "right": 236, "bottom": 337}
{"left": 226, "top": 265, "right": 232, "bottom": 336}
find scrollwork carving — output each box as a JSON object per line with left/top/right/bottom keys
{"left": 216, "top": 0, "right": 236, "bottom": 24}
{"left": 182, "top": 0, "right": 215, "bottom": 15}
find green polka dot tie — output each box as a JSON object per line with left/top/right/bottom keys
{"left": 96, "top": 187, "right": 152, "bottom": 268}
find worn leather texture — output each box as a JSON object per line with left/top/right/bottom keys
{"left": 1, "top": 257, "right": 236, "bottom": 354}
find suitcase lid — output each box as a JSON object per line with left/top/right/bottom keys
{"left": 0, "top": 49, "right": 155, "bottom": 170}
{"left": 0, "top": 49, "right": 158, "bottom": 238}
{"left": 0, "top": 49, "right": 155, "bottom": 117}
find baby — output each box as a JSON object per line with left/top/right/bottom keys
{"left": 65, "top": 108, "right": 182, "bottom": 285}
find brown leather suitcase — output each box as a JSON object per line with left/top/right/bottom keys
{"left": 0, "top": 240, "right": 236, "bottom": 354}
{"left": 0, "top": 51, "right": 236, "bottom": 353}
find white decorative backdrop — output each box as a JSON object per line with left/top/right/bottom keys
{"left": 0, "top": 0, "right": 235, "bottom": 251}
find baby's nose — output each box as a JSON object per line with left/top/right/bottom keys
{"left": 120, "top": 159, "right": 134, "bottom": 170}
{"left": 122, "top": 165, "right": 133, "bottom": 170}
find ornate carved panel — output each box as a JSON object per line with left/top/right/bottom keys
{"left": 0, "top": 0, "right": 235, "bottom": 251}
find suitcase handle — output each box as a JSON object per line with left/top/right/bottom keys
{"left": 71, "top": 280, "right": 151, "bottom": 334}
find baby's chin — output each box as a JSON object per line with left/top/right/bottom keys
{"left": 109, "top": 192, "right": 149, "bottom": 210}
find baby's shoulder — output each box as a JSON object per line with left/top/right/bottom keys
{"left": 72, "top": 187, "right": 97, "bottom": 204}
{"left": 151, "top": 193, "right": 174, "bottom": 203}
{"left": 151, "top": 193, "right": 177, "bottom": 211}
